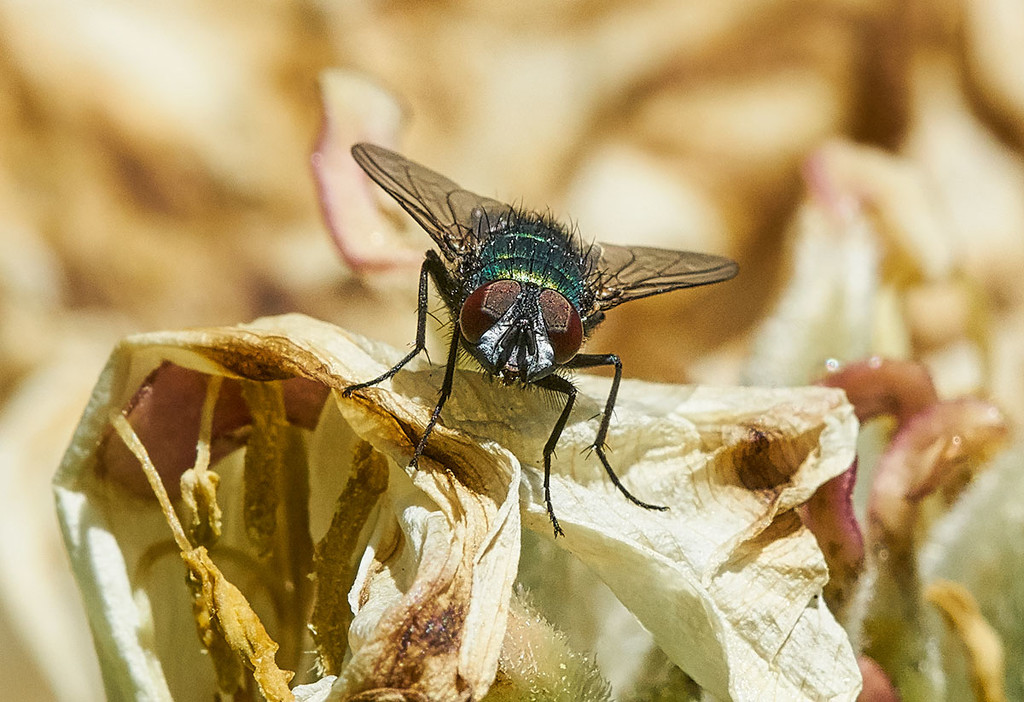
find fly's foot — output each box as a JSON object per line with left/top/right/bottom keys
{"left": 592, "top": 442, "right": 669, "bottom": 512}
{"left": 408, "top": 432, "right": 431, "bottom": 471}
{"left": 547, "top": 505, "right": 565, "bottom": 538}
{"left": 625, "top": 494, "right": 669, "bottom": 512}
{"left": 342, "top": 374, "right": 391, "bottom": 397}
{"left": 341, "top": 381, "right": 373, "bottom": 398}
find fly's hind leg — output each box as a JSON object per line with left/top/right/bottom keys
{"left": 565, "top": 354, "right": 668, "bottom": 513}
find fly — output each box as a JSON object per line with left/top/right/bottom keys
{"left": 343, "top": 143, "right": 739, "bottom": 536}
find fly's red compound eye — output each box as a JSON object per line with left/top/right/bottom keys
{"left": 460, "top": 280, "right": 521, "bottom": 343}
{"left": 539, "top": 289, "right": 582, "bottom": 364}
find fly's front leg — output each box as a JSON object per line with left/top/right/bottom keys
{"left": 410, "top": 326, "right": 461, "bottom": 469}
{"left": 567, "top": 354, "right": 668, "bottom": 513}
{"left": 532, "top": 374, "right": 577, "bottom": 537}
{"left": 342, "top": 254, "right": 445, "bottom": 397}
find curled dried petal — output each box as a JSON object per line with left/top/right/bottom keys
{"left": 821, "top": 357, "right": 937, "bottom": 426}
{"left": 798, "top": 460, "right": 864, "bottom": 623}
{"left": 869, "top": 398, "right": 1008, "bottom": 557}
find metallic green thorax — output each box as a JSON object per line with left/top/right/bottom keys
{"left": 467, "top": 216, "right": 592, "bottom": 310}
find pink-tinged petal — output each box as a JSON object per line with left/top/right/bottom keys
{"left": 798, "top": 459, "right": 864, "bottom": 621}
{"left": 311, "top": 71, "right": 423, "bottom": 272}
{"left": 802, "top": 142, "right": 955, "bottom": 281}
{"left": 98, "top": 362, "right": 328, "bottom": 498}
{"left": 857, "top": 656, "right": 901, "bottom": 702}
{"left": 860, "top": 397, "right": 1006, "bottom": 698}
{"left": 821, "top": 357, "right": 938, "bottom": 426}
{"left": 803, "top": 147, "right": 863, "bottom": 225}
{"left": 806, "top": 356, "right": 939, "bottom": 621}
{"left": 868, "top": 397, "right": 1008, "bottom": 556}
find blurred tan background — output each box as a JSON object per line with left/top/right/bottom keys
{"left": 2, "top": 1, "right": 1023, "bottom": 699}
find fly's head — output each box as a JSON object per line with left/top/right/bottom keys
{"left": 459, "top": 280, "right": 583, "bottom": 383}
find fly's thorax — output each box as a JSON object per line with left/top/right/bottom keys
{"left": 459, "top": 279, "right": 583, "bottom": 382}
{"left": 464, "top": 211, "right": 597, "bottom": 313}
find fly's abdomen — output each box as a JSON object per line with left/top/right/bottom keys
{"left": 472, "top": 224, "right": 588, "bottom": 308}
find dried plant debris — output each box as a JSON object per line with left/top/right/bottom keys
{"left": 55, "top": 314, "right": 860, "bottom": 700}
{"left": 310, "top": 439, "right": 390, "bottom": 675}
{"left": 926, "top": 580, "right": 1006, "bottom": 702}
{"left": 807, "top": 357, "right": 1013, "bottom": 699}
{"left": 921, "top": 441, "right": 1024, "bottom": 702}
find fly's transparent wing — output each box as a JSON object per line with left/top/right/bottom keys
{"left": 351, "top": 143, "right": 512, "bottom": 262}
{"left": 593, "top": 243, "right": 738, "bottom": 311}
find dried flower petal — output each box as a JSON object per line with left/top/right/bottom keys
{"left": 821, "top": 357, "right": 938, "bottom": 427}
{"left": 508, "top": 381, "right": 861, "bottom": 699}
{"left": 56, "top": 315, "right": 860, "bottom": 700}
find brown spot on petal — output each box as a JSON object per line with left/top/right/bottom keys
{"left": 407, "top": 605, "right": 463, "bottom": 655}
{"left": 348, "top": 690, "right": 430, "bottom": 702}
{"left": 342, "top": 527, "right": 476, "bottom": 699}
{"left": 732, "top": 424, "right": 824, "bottom": 491}
{"left": 388, "top": 602, "right": 467, "bottom": 688}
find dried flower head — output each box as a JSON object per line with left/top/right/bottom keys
{"left": 56, "top": 314, "right": 860, "bottom": 700}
